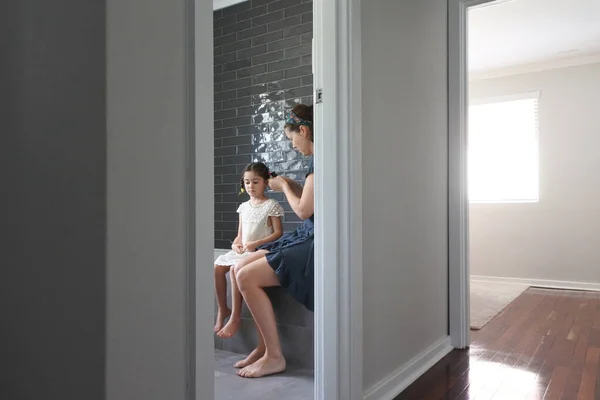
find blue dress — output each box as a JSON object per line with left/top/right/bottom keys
{"left": 258, "top": 160, "right": 315, "bottom": 311}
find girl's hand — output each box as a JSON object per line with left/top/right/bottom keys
{"left": 232, "top": 243, "right": 244, "bottom": 254}
{"left": 268, "top": 176, "right": 288, "bottom": 192}
{"left": 243, "top": 242, "right": 257, "bottom": 253}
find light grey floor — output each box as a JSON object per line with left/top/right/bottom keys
{"left": 215, "top": 349, "right": 314, "bottom": 400}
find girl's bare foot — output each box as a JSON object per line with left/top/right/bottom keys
{"left": 237, "top": 354, "right": 286, "bottom": 378}
{"left": 234, "top": 347, "right": 265, "bottom": 368}
{"left": 214, "top": 308, "right": 231, "bottom": 333}
{"left": 217, "top": 318, "right": 241, "bottom": 338}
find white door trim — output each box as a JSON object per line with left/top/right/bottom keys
{"left": 447, "top": 0, "right": 495, "bottom": 349}
{"left": 314, "top": 0, "right": 363, "bottom": 399}
{"left": 189, "top": 0, "right": 364, "bottom": 399}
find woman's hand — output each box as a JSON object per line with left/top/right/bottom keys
{"left": 268, "top": 176, "right": 288, "bottom": 192}
{"left": 231, "top": 243, "right": 244, "bottom": 254}
{"left": 243, "top": 241, "right": 258, "bottom": 253}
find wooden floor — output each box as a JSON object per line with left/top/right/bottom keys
{"left": 396, "top": 288, "right": 600, "bottom": 400}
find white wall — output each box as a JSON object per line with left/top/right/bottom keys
{"left": 106, "top": 0, "right": 214, "bottom": 399}
{"left": 361, "top": 0, "right": 450, "bottom": 396}
{"left": 469, "top": 62, "right": 600, "bottom": 286}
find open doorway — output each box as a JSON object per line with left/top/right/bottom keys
{"left": 193, "top": 0, "right": 363, "bottom": 399}
{"left": 212, "top": 1, "right": 314, "bottom": 398}
{"left": 466, "top": 0, "right": 600, "bottom": 331}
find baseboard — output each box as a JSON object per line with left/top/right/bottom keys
{"left": 363, "top": 336, "right": 453, "bottom": 400}
{"left": 471, "top": 275, "right": 600, "bottom": 292}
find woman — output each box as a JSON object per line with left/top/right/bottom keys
{"left": 229, "top": 104, "right": 315, "bottom": 378}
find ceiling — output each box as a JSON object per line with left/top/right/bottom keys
{"left": 468, "top": 0, "right": 600, "bottom": 73}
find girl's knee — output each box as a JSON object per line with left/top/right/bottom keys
{"left": 214, "top": 264, "right": 229, "bottom": 275}
{"left": 236, "top": 268, "right": 252, "bottom": 290}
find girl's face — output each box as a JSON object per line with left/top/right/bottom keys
{"left": 285, "top": 126, "right": 313, "bottom": 156}
{"left": 243, "top": 171, "right": 267, "bottom": 198}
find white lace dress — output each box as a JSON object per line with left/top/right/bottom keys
{"left": 214, "top": 198, "right": 284, "bottom": 266}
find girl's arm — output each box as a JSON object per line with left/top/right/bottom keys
{"left": 232, "top": 216, "right": 243, "bottom": 253}
{"left": 282, "top": 174, "right": 314, "bottom": 220}
{"left": 247, "top": 216, "right": 283, "bottom": 250}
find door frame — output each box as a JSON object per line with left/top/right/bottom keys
{"left": 189, "top": 0, "right": 364, "bottom": 399}
{"left": 447, "top": 0, "right": 496, "bottom": 349}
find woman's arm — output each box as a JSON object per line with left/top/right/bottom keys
{"left": 282, "top": 174, "right": 314, "bottom": 220}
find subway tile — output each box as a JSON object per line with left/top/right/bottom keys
{"left": 268, "top": 0, "right": 300, "bottom": 12}
{"left": 222, "top": 96, "right": 252, "bottom": 110}
{"left": 215, "top": 221, "right": 238, "bottom": 231}
{"left": 252, "top": 30, "right": 284, "bottom": 46}
{"left": 224, "top": 58, "right": 252, "bottom": 72}
{"left": 252, "top": 0, "right": 278, "bottom": 6}
{"left": 301, "top": 54, "right": 312, "bottom": 65}
{"left": 301, "top": 75, "right": 313, "bottom": 86}
{"left": 236, "top": 44, "right": 268, "bottom": 59}
{"left": 223, "top": 19, "right": 252, "bottom": 35}
{"left": 302, "top": 12, "right": 313, "bottom": 24}
{"left": 214, "top": 89, "right": 237, "bottom": 102}
{"left": 214, "top": 28, "right": 223, "bottom": 39}
{"left": 214, "top": 14, "right": 237, "bottom": 29}
{"left": 214, "top": 46, "right": 222, "bottom": 56}
{"left": 267, "top": 36, "right": 302, "bottom": 52}
{"left": 302, "top": 32, "right": 312, "bottom": 44}
{"left": 222, "top": 135, "right": 253, "bottom": 146}
{"left": 222, "top": 211, "right": 238, "bottom": 221}
{"left": 214, "top": 65, "right": 223, "bottom": 74}
{"left": 237, "top": 105, "right": 261, "bottom": 117}
{"left": 214, "top": 156, "right": 223, "bottom": 166}
{"left": 223, "top": 154, "right": 253, "bottom": 165}
{"left": 284, "top": 65, "right": 312, "bottom": 79}
{"left": 222, "top": 77, "right": 252, "bottom": 91}
{"left": 215, "top": 109, "right": 237, "bottom": 120}
{"left": 237, "top": 25, "right": 268, "bottom": 40}
{"left": 284, "top": 2, "right": 312, "bottom": 18}
{"left": 267, "top": 56, "right": 302, "bottom": 72}
{"left": 215, "top": 146, "right": 237, "bottom": 157}
{"left": 285, "top": 86, "right": 312, "bottom": 99}
{"left": 214, "top": 83, "right": 222, "bottom": 93}
{"left": 284, "top": 43, "right": 311, "bottom": 58}
{"left": 214, "top": 32, "right": 237, "bottom": 47}
{"left": 237, "top": 84, "right": 268, "bottom": 97}
{"left": 252, "top": 70, "right": 284, "bottom": 85}
{"left": 268, "top": 15, "right": 302, "bottom": 32}
{"left": 214, "top": 71, "right": 237, "bottom": 83}
{"left": 214, "top": 52, "right": 236, "bottom": 66}
{"left": 252, "top": 10, "right": 284, "bottom": 27}
{"left": 282, "top": 22, "right": 312, "bottom": 38}
{"left": 215, "top": 165, "right": 239, "bottom": 176}
{"left": 222, "top": 116, "right": 253, "bottom": 128}
{"left": 214, "top": 9, "right": 223, "bottom": 20}
{"left": 237, "top": 5, "right": 267, "bottom": 22}
{"left": 268, "top": 77, "right": 302, "bottom": 91}
{"left": 222, "top": 0, "right": 252, "bottom": 17}
{"left": 214, "top": 127, "right": 237, "bottom": 138}
{"left": 214, "top": 120, "right": 223, "bottom": 129}
{"left": 222, "top": 38, "right": 252, "bottom": 54}
{"left": 237, "top": 64, "right": 268, "bottom": 78}
{"left": 252, "top": 50, "right": 284, "bottom": 65}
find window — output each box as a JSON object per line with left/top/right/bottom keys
{"left": 468, "top": 92, "right": 540, "bottom": 203}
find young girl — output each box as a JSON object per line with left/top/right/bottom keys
{"left": 214, "top": 162, "right": 284, "bottom": 338}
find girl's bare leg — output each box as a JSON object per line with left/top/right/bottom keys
{"left": 236, "top": 257, "right": 286, "bottom": 378}
{"left": 213, "top": 264, "right": 231, "bottom": 332}
{"left": 217, "top": 250, "right": 267, "bottom": 338}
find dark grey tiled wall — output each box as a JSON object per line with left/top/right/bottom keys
{"left": 214, "top": 0, "right": 313, "bottom": 249}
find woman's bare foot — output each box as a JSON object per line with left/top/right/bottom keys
{"left": 237, "top": 354, "right": 286, "bottom": 378}
{"left": 214, "top": 309, "right": 231, "bottom": 333}
{"left": 217, "top": 318, "right": 241, "bottom": 338}
{"left": 234, "top": 347, "right": 265, "bottom": 368}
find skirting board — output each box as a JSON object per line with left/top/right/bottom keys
{"left": 363, "top": 336, "right": 453, "bottom": 400}
{"left": 471, "top": 275, "right": 600, "bottom": 292}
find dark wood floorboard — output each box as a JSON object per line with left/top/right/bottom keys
{"left": 395, "top": 288, "right": 600, "bottom": 400}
